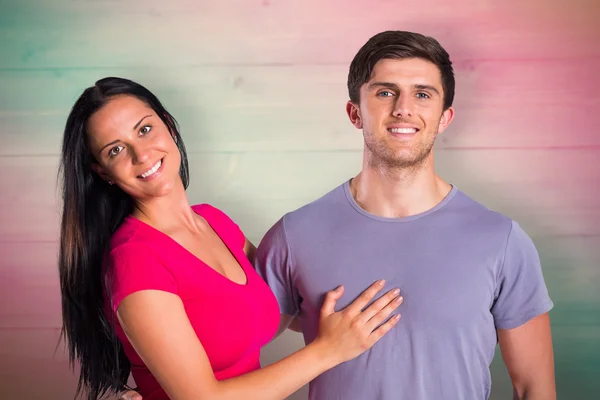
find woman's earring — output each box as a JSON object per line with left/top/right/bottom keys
{"left": 108, "top": 180, "right": 114, "bottom": 185}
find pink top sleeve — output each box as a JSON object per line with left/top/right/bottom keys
{"left": 107, "top": 244, "right": 178, "bottom": 312}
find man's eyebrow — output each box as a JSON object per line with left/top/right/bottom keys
{"left": 367, "top": 82, "right": 399, "bottom": 90}
{"left": 366, "top": 82, "right": 440, "bottom": 96}
{"left": 414, "top": 84, "right": 440, "bottom": 95}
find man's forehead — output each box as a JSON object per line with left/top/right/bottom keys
{"left": 367, "top": 58, "right": 443, "bottom": 86}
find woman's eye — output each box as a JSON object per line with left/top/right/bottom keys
{"left": 140, "top": 125, "right": 152, "bottom": 135}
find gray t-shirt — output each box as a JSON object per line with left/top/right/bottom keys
{"left": 255, "top": 180, "right": 553, "bottom": 400}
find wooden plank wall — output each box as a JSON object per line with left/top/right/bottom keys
{"left": 1, "top": 0, "right": 599, "bottom": 398}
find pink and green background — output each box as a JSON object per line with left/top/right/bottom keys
{"left": 1, "top": 0, "right": 598, "bottom": 398}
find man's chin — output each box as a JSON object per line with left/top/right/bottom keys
{"left": 380, "top": 151, "right": 432, "bottom": 169}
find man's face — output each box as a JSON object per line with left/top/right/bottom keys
{"left": 347, "top": 57, "right": 454, "bottom": 169}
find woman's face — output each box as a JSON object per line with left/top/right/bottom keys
{"left": 87, "top": 94, "right": 182, "bottom": 201}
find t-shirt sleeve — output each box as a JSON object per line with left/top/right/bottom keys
{"left": 107, "top": 244, "right": 178, "bottom": 312}
{"left": 198, "top": 204, "right": 246, "bottom": 250}
{"left": 254, "top": 216, "right": 301, "bottom": 316}
{"left": 491, "top": 220, "right": 554, "bottom": 330}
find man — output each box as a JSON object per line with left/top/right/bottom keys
{"left": 254, "top": 31, "right": 555, "bottom": 399}
{"left": 120, "top": 30, "right": 555, "bottom": 400}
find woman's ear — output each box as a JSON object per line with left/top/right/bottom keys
{"left": 91, "top": 163, "right": 113, "bottom": 184}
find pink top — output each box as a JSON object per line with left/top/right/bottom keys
{"left": 106, "top": 204, "right": 281, "bottom": 399}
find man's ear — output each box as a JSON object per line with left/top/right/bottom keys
{"left": 346, "top": 101, "right": 363, "bottom": 129}
{"left": 436, "top": 106, "right": 455, "bottom": 135}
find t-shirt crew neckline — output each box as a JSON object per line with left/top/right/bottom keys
{"left": 342, "top": 179, "right": 458, "bottom": 223}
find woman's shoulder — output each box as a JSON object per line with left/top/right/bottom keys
{"left": 192, "top": 203, "right": 236, "bottom": 224}
{"left": 192, "top": 204, "right": 243, "bottom": 233}
{"left": 191, "top": 203, "right": 223, "bottom": 217}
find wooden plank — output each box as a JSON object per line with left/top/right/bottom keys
{"left": 0, "top": 149, "right": 598, "bottom": 241}
{"left": 0, "top": 65, "right": 364, "bottom": 155}
{"left": 489, "top": 326, "right": 600, "bottom": 399}
{"left": 0, "top": 329, "right": 78, "bottom": 399}
{"left": 261, "top": 330, "right": 308, "bottom": 400}
{"left": 2, "top": 1, "right": 598, "bottom": 398}
{"left": 0, "top": 0, "right": 598, "bottom": 70}
{"left": 1, "top": 237, "right": 598, "bottom": 328}
{"left": 538, "top": 326, "right": 600, "bottom": 398}
{"left": 0, "top": 328, "right": 126, "bottom": 399}
{"left": 0, "top": 329, "right": 303, "bottom": 399}
{"left": 535, "top": 237, "right": 600, "bottom": 310}
{"left": 0, "top": 329, "right": 303, "bottom": 400}
{"left": 0, "top": 325, "right": 596, "bottom": 400}
{"left": 1, "top": 59, "right": 600, "bottom": 156}
{"left": 0, "top": 242, "right": 62, "bottom": 328}
{"left": 1, "top": 148, "right": 597, "bottom": 199}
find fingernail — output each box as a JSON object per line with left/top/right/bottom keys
{"left": 395, "top": 296, "right": 403, "bottom": 304}
{"left": 336, "top": 285, "right": 343, "bottom": 291}
{"left": 379, "top": 279, "right": 385, "bottom": 286}
{"left": 395, "top": 314, "right": 401, "bottom": 321}
{"left": 393, "top": 288, "right": 400, "bottom": 295}
{"left": 134, "top": 395, "right": 142, "bottom": 400}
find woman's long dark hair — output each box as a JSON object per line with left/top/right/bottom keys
{"left": 58, "top": 77, "right": 190, "bottom": 399}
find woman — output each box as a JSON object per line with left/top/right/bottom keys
{"left": 58, "top": 77, "right": 403, "bottom": 400}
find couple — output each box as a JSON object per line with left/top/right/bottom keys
{"left": 59, "top": 30, "right": 555, "bottom": 400}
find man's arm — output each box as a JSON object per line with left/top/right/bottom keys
{"left": 244, "top": 237, "right": 302, "bottom": 335}
{"left": 288, "top": 316, "right": 302, "bottom": 332}
{"left": 491, "top": 221, "right": 555, "bottom": 399}
{"left": 253, "top": 216, "right": 306, "bottom": 337}
{"left": 243, "top": 238, "right": 257, "bottom": 265}
{"left": 497, "top": 312, "right": 556, "bottom": 400}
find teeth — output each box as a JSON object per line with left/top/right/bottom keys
{"left": 140, "top": 160, "right": 162, "bottom": 178}
{"left": 389, "top": 128, "right": 417, "bottom": 134}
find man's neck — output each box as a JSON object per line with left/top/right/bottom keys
{"left": 350, "top": 155, "right": 452, "bottom": 219}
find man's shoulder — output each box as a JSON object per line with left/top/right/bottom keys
{"left": 450, "top": 188, "right": 514, "bottom": 233}
{"left": 282, "top": 181, "right": 347, "bottom": 227}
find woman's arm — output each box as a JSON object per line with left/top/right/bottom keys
{"left": 117, "top": 280, "right": 401, "bottom": 400}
